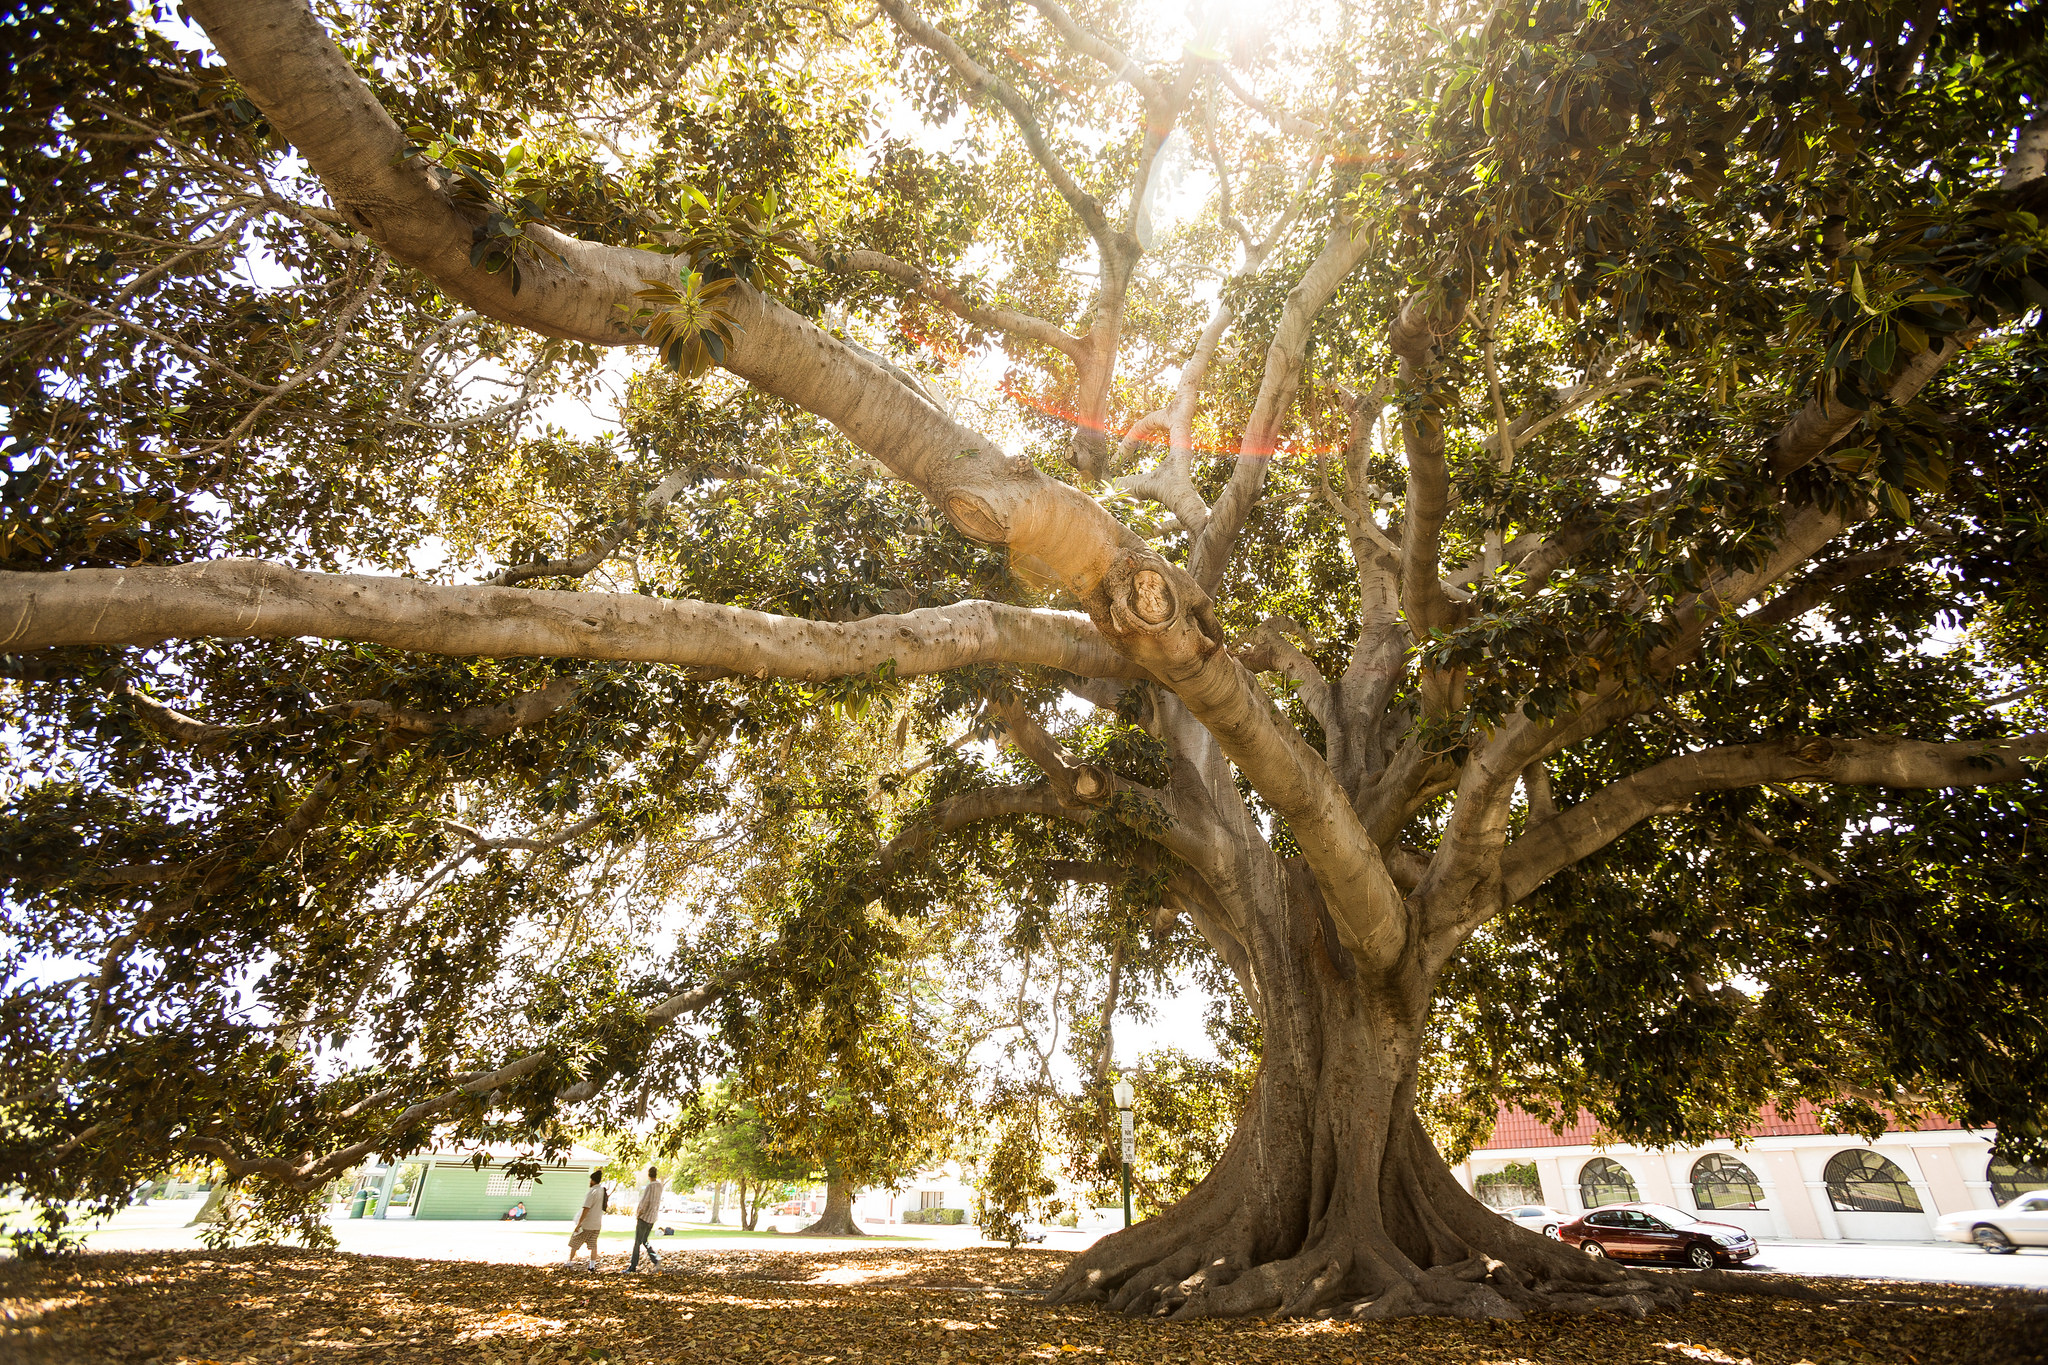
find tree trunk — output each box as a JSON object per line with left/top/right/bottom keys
{"left": 188, "top": 1182, "right": 229, "bottom": 1227}
{"left": 709, "top": 1180, "right": 724, "bottom": 1225}
{"left": 1049, "top": 869, "right": 1677, "bottom": 1322}
{"left": 739, "top": 1178, "right": 757, "bottom": 1232}
{"left": 798, "top": 1169, "right": 864, "bottom": 1237}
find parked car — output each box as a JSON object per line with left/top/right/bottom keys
{"left": 1932, "top": 1189, "right": 2048, "bottom": 1253}
{"left": 1495, "top": 1204, "right": 1565, "bottom": 1238}
{"left": 1556, "top": 1202, "right": 1759, "bottom": 1270}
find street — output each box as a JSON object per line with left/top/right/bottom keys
{"left": 1736, "top": 1238, "right": 2048, "bottom": 1290}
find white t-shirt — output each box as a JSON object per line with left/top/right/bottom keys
{"left": 573, "top": 1185, "right": 606, "bottom": 1233}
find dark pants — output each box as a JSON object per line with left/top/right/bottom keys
{"left": 630, "top": 1219, "right": 660, "bottom": 1270}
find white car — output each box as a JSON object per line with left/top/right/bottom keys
{"left": 1497, "top": 1203, "right": 1565, "bottom": 1238}
{"left": 1932, "top": 1190, "right": 2048, "bottom": 1253}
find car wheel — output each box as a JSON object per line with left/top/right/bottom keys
{"left": 1973, "top": 1225, "right": 2018, "bottom": 1255}
{"left": 1544, "top": 1224, "right": 1560, "bottom": 1239}
{"left": 1581, "top": 1240, "right": 1607, "bottom": 1259}
{"left": 1686, "top": 1244, "right": 1716, "bottom": 1271}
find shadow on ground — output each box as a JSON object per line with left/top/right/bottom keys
{"left": 3, "top": 1245, "right": 2044, "bottom": 1364}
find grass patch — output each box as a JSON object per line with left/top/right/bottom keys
{"left": 526, "top": 1226, "right": 923, "bottom": 1243}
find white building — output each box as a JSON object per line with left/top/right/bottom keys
{"left": 851, "top": 1160, "right": 979, "bottom": 1225}
{"left": 1456, "top": 1102, "right": 2039, "bottom": 1242}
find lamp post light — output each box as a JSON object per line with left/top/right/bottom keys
{"left": 1112, "top": 1076, "right": 1135, "bottom": 1229}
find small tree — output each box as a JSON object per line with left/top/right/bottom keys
{"left": 725, "top": 927, "right": 969, "bottom": 1236}
{"left": 670, "top": 1087, "right": 806, "bottom": 1233}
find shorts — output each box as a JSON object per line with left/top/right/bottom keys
{"left": 568, "top": 1228, "right": 599, "bottom": 1252}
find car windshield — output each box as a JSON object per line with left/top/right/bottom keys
{"left": 1636, "top": 1204, "right": 1704, "bottom": 1226}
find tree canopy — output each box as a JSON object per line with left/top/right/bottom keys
{"left": 4, "top": 0, "right": 2046, "bottom": 1318}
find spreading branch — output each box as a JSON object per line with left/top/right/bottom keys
{"left": 874, "top": 0, "right": 1119, "bottom": 252}
{"left": 204, "top": 960, "right": 760, "bottom": 1190}
{"left": 0, "top": 560, "right": 1145, "bottom": 683}
{"left": 795, "top": 243, "right": 1086, "bottom": 359}
{"left": 1191, "top": 220, "right": 1377, "bottom": 590}
{"left": 1499, "top": 731, "right": 2048, "bottom": 905}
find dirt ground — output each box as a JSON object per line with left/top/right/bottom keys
{"left": 3, "top": 1244, "right": 2044, "bottom": 1365}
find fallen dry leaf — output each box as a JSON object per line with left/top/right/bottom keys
{"left": 0, "top": 1245, "right": 2042, "bottom": 1365}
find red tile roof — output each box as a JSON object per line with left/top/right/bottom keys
{"left": 1476, "top": 1100, "right": 1969, "bottom": 1151}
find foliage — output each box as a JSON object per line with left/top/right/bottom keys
{"left": 973, "top": 1093, "right": 1056, "bottom": 1248}
{"left": 1121, "top": 1048, "right": 1257, "bottom": 1218}
{"left": 5, "top": 0, "right": 2048, "bottom": 1261}
{"left": 663, "top": 1085, "right": 808, "bottom": 1230}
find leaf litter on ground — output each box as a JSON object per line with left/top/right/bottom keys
{"left": 2, "top": 1245, "right": 2043, "bottom": 1365}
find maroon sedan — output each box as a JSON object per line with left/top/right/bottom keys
{"left": 1556, "top": 1202, "right": 1760, "bottom": 1270}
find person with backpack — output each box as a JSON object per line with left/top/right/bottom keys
{"left": 629, "top": 1164, "right": 666, "bottom": 1272}
{"left": 566, "top": 1170, "right": 605, "bottom": 1272}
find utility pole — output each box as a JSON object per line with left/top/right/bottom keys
{"left": 1113, "top": 1077, "right": 1135, "bottom": 1229}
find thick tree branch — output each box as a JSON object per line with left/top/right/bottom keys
{"left": 320, "top": 677, "right": 581, "bottom": 736}
{"left": 1498, "top": 731, "right": 2048, "bottom": 905}
{"left": 119, "top": 683, "right": 289, "bottom": 748}
{"left": 1743, "top": 541, "right": 1921, "bottom": 627}
{"left": 874, "top": 782, "right": 1074, "bottom": 880}
{"left": 1391, "top": 296, "right": 1469, "bottom": 684}
{"left": 1093, "top": 938, "right": 1125, "bottom": 1083}
{"left": 1233, "top": 617, "right": 1336, "bottom": 742}
{"left": 1023, "top": 0, "right": 1163, "bottom": 105}
{"left": 1191, "top": 220, "right": 1376, "bottom": 590}
{"left": 994, "top": 695, "right": 1130, "bottom": 811}
{"left": 1114, "top": 304, "right": 1231, "bottom": 534}
{"left": 184, "top": 0, "right": 673, "bottom": 346}
{"left": 0, "top": 561, "right": 1145, "bottom": 683}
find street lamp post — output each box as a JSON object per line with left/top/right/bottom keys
{"left": 1112, "top": 1077, "right": 1135, "bottom": 1229}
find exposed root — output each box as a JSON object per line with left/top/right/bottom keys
{"left": 1058, "top": 1208, "right": 1694, "bottom": 1326}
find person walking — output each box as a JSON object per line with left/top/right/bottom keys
{"left": 630, "top": 1164, "right": 665, "bottom": 1272}
{"left": 566, "top": 1170, "right": 605, "bottom": 1272}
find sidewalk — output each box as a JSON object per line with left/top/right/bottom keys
{"left": 55, "top": 1198, "right": 1113, "bottom": 1264}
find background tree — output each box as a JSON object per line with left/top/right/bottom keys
{"left": 4, "top": 0, "right": 2047, "bottom": 1322}
{"left": 722, "top": 904, "right": 972, "bottom": 1236}
{"left": 667, "top": 1085, "right": 808, "bottom": 1232}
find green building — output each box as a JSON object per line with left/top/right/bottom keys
{"left": 382, "top": 1143, "right": 610, "bottom": 1221}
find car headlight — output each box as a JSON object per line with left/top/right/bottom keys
{"left": 1713, "top": 1234, "right": 1740, "bottom": 1246}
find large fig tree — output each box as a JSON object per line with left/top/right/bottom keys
{"left": 5, "top": 0, "right": 2047, "bottom": 1322}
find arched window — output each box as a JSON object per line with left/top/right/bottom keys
{"left": 1988, "top": 1156, "right": 2048, "bottom": 1204}
{"left": 1578, "top": 1157, "right": 1639, "bottom": 1209}
{"left": 1691, "top": 1153, "right": 1767, "bottom": 1210}
{"left": 1823, "top": 1151, "right": 1922, "bottom": 1213}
